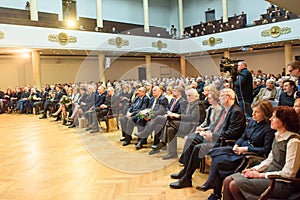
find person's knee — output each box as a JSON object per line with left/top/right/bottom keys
{"left": 224, "top": 176, "right": 233, "bottom": 188}
{"left": 229, "top": 179, "right": 238, "bottom": 191}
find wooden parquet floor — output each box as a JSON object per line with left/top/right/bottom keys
{"left": 0, "top": 113, "right": 212, "bottom": 200}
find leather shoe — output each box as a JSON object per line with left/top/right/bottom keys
{"left": 122, "top": 140, "right": 130, "bottom": 146}
{"left": 86, "top": 127, "right": 92, "bottom": 131}
{"left": 148, "top": 149, "right": 160, "bottom": 155}
{"left": 170, "top": 169, "right": 185, "bottom": 179}
{"left": 39, "top": 115, "right": 47, "bottom": 119}
{"left": 68, "top": 124, "right": 76, "bottom": 128}
{"left": 196, "top": 184, "right": 215, "bottom": 192}
{"left": 120, "top": 137, "right": 125, "bottom": 142}
{"left": 162, "top": 153, "right": 178, "bottom": 160}
{"left": 207, "top": 193, "right": 221, "bottom": 200}
{"left": 90, "top": 129, "right": 99, "bottom": 134}
{"left": 152, "top": 142, "right": 166, "bottom": 151}
{"left": 169, "top": 179, "right": 192, "bottom": 189}
{"left": 135, "top": 141, "right": 144, "bottom": 150}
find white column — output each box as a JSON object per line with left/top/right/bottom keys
{"left": 143, "top": 0, "right": 150, "bottom": 33}
{"left": 178, "top": 0, "right": 184, "bottom": 38}
{"left": 58, "top": 0, "right": 63, "bottom": 21}
{"left": 30, "top": 0, "right": 38, "bottom": 21}
{"left": 145, "top": 55, "right": 151, "bottom": 80}
{"left": 180, "top": 56, "right": 186, "bottom": 77}
{"left": 284, "top": 43, "right": 293, "bottom": 74}
{"left": 32, "top": 51, "right": 41, "bottom": 90}
{"left": 96, "top": 0, "right": 103, "bottom": 28}
{"left": 98, "top": 53, "right": 106, "bottom": 83}
{"left": 222, "top": 0, "right": 228, "bottom": 23}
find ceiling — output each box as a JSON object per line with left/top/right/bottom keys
{"left": 265, "top": 0, "right": 300, "bottom": 16}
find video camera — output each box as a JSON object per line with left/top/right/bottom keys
{"left": 219, "top": 57, "right": 244, "bottom": 77}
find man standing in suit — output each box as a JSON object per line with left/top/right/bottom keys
{"left": 233, "top": 61, "right": 253, "bottom": 116}
{"left": 134, "top": 86, "right": 187, "bottom": 154}
{"left": 169, "top": 88, "right": 246, "bottom": 189}
{"left": 134, "top": 86, "right": 168, "bottom": 150}
{"left": 120, "top": 87, "right": 149, "bottom": 146}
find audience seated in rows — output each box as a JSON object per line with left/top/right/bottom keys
{"left": 169, "top": 88, "right": 246, "bottom": 189}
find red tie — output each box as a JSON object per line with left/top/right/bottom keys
{"left": 213, "top": 110, "right": 227, "bottom": 133}
{"left": 170, "top": 99, "right": 177, "bottom": 112}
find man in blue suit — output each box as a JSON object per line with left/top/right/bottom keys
{"left": 134, "top": 86, "right": 168, "bottom": 150}
{"left": 134, "top": 86, "right": 187, "bottom": 153}
{"left": 120, "top": 87, "right": 149, "bottom": 146}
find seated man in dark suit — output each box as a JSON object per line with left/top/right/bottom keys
{"left": 169, "top": 88, "right": 246, "bottom": 189}
{"left": 160, "top": 88, "right": 206, "bottom": 160}
{"left": 33, "top": 87, "right": 48, "bottom": 115}
{"left": 86, "top": 85, "right": 107, "bottom": 132}
{"left": 39, "top": 85, "right": 65, "bottom": 119}
{"left": 120, "top": 86, "right": 149, "bottom": 146}
{"left": 134, "top": 86, "right": 187, "bottom": 153}
{"left": 134, "top": 86, "right": 169, "bottom": 150}
{"left": 95, "top": 86, "right": 120, "bottom": 126}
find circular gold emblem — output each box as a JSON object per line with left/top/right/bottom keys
{"left": 115, "top": 37, "right": 123, "bottom": 48}
{"left": 157, "top": 40, "right": 163, "bottom": 50}
{"left": 208, "top": 37, "right": 216, "bottom": 46}
{"left": 58, "top": 32, "right": 69, "bottom": 45}
{"left": 270, "top": 26, "right": 281, "bottom": 38}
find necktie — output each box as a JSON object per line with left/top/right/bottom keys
{"left": 170, "top": 99, "right": 177, "bottom": 112}
{"left": 213, "top": 110, "right": 227, "bottom": 133}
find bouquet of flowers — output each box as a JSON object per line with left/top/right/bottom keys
{"left": 59, "top": 95, "right": 72, "bottom": 105}
{"left": 137, "top": 108, "right": 154, "bottom": 120}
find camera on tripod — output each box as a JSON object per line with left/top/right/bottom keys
{"left": 219, "top": 57, "right": 244, "bottom": 77}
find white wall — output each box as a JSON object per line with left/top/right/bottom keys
{"left": 0, "top": 0, "right": 28, "bottom": 10}
{"left": 1, "top": 46, "right": 300, "bottom": 89}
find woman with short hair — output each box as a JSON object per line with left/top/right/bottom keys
{"left": 223, "top": 106, "right": 300, "bottom": 200}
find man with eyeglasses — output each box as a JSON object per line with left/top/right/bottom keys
{"left": 287, "top": 60, "right": 300, "bottom": 98}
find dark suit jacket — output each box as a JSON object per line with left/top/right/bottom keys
{"left": 95, "top": 91, "right": 107, "bottom": 107}
{"left": 233, "top": 68, "right": 253, "bottom": 103}
{"left": 148, "top": 94, "right": 168, "bottom": 118}
{"left": 54, "top": 91, "right": 64, "bottom": 103}
{"left": 168, "top": 100, "right": 206, "bottom": 137}
{"left": 104, "top": 93, "right": 120, "bottom": 115}
{"left": 128, "top": 95, "right": 150, "bottom": 116}
{"left": 166, "top": 96, "right": 187, "bottom": 114}
{"left": 211, "top": 104, "right": 246, "bottom": 146}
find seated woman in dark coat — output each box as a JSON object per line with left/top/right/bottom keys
{"left": 198, "top": 100, "right": 275, "bottom": 200}
{"left": 223, "top": 106, "right": 300, "bottom": 200}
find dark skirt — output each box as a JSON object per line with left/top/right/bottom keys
{"left": 231, "top": 173, "right": 295, "bottom": 200}
{"left": 209, "top": 146, "right": 244, "bottom": 178}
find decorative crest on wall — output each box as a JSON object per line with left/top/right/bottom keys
{"left": 48, "top": 32, "right": 77, "bottom": 45}
{"left": 152, "top": 40, "right": 167, "bottom": 50}
{"left": 108, "top": 37, "right": 129, "bottom": 48}
{"left": 261, "top": 26, "right": 291, "bottom": 38}
{"left": 202, "top": 37, "right": 223, "bottom": 47}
